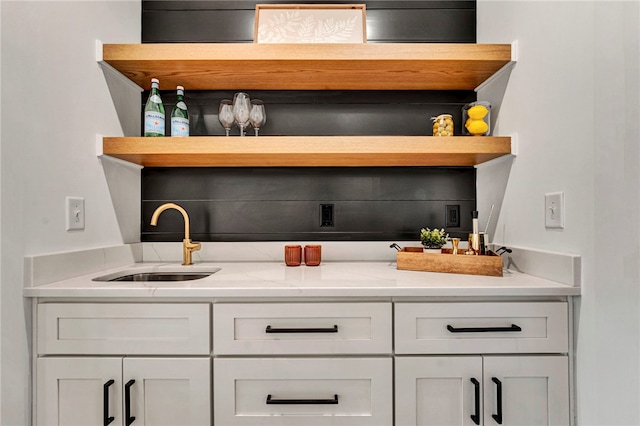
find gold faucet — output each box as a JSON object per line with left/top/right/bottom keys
{"left": 150, "top": 202, "right": 201, "bottom": 265}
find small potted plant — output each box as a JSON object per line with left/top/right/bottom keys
{"left": 420, "top": 228, "right": 449, "bottom": 253}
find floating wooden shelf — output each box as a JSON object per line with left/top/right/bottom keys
{"left": 101, "top": 43, "right": 513, "bottom": 167}
{"left": 102, "top": 43, "right": 512, "bottom": 91}
{"left": 102, "top": 136, "right": 512, "bottom": 167}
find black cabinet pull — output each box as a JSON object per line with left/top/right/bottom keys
{"left": 492, "top": 377, "right": 503, "bottom": 424}
{"left": 103, "top": 380, "right": 115, "bottom": 426}
{"left": 266, "top": 394, "right": 339, "bottom": 405}
{"left": 470, "top": 378, "right": 480, "bottom": 425}
{"left": 447, "top": 324, "right": 522, "bottom": 333}
{"left": 125, "top": 379, "right": 136, "bottom": 426}
{"left": 265, "top": 324, "right": 338, "bottom": 333}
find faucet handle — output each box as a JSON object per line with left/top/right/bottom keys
{"left": 187, "top": 240, "right": 201, "bottom": 251}
{"left": 182, "top": 239, "right": 201, "bottom": 265}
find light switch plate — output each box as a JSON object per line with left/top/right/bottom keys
{"left": 66, "top": 196, "right": 85, "bottom": 231}
{"left": 545, "top": 192, "right": 564, "bottom": 229}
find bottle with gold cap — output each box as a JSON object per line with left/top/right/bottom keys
{"left": 144, "top": 78, "right": 165, "bottom": 137}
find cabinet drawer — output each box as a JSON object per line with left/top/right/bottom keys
{"left": 395, "top": 302, "right": 568, "bottom": 354}
{"left": 37, "top": 303, "right": 210, "bottom": 355}
{"left": 213, "top": 303, "right": 392, "bottom": 355}
{"left": 214, "top": 357, "right": 392, "bottom": 426}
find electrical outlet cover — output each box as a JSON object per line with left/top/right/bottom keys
{"left": 545, "top": 192, "right": 564, "bottom": 229}
{"left": 66, "top": 196, "right": 85, "bottom": 231}
{"left": 446, "top": 204, "right": 460, "bottom": 227}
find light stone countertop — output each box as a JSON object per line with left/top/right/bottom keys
{"left": 24, "top": 261, "right": 580, "bottom": 299}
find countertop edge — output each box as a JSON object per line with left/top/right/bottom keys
{"left": 24, "top": 287, "right": 581, "bottom": 299}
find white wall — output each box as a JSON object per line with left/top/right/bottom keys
{"left": 1, "top": 2, "right": 637, "bottom": 424}
{"left": 0, "top": 1, "right": 140, "bottom": 424}
{"left": 477, "top": 1, "right": 640, "bottom": 424}
{"left": 0, "top": 0, "right": 3, "bottom": 420}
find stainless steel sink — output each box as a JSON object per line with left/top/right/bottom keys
{"left": 93, "top": 266, "right": 221, "bottom": 282}
{"left": 107, "top": 272, "right": 214, "bottom": 282}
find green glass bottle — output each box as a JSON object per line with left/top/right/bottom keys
{"left": 144, "top": 78, "right": 165, "bottom": 137}
{"left": 170, "top": 85, "right": 189, "bottom": 136}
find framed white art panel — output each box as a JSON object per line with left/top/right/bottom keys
{"left": 254, "top": 4, "right": 367, "bottom": 43}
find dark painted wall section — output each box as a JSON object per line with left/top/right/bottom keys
{"left": 158, "top": 90, "right": 478, "bottom": 137}
{"left": 143, "top": 1, "right": 475, "bottom": 43}
{"left": 142, "top": 167, "right": 476, "bottom": 241}
{"left": 141, "top": 0, "right": 477, "bottom": 242}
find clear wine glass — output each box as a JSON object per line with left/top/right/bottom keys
{"left": 218, "top": 99, "right": 234, "bottom": 136}
{"left": 232, "top": 92, "right": 251, "bottom": 137}
{"left": 249, "top": 100, "right": 266, "bottom": 136}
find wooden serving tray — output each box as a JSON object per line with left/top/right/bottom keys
{"left": 396, "top": 247, "right": 503, "bottom": 277}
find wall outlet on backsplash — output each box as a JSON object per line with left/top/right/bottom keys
{"left": 446, "top": 205, "right": 460, "bottom": 227}
{"left": 320, "top": 204, "right": 335, "bottom": 227}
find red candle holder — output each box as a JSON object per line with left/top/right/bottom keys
{"left": 284, "top": 245, "right": 302, "bottom": 266}
{"left": 304, "top": 245, "right": 322, "bottom": 266}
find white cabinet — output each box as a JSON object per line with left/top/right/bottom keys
{"left": 396, "top": 356, "right": 482, "bottom": 426}
{"left": 394, "top": 302, "right": 570, "bottom": 426}
{"left": 35, "top": 303, "right": 211, "bottom": 426}
{"left": 395, "top": 356, "right": 569, "bottom": 426}
{"left": 33, "top": 299, "right": 571, "bottom": 426}
{"left": 37, "top": 357, "right": 122, "bottom": 426}
{"left": 483, "top": 356, "right": 569, "bottom": 426}
{"left": 37, "top": 357, "right": 211, "bottom": 426}
{"left": 123, "top": 358, "right": 211, "bottom": 426}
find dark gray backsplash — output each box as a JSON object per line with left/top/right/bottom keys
{"left": 141, "top": 0, "right": 478, "bottom": 242}
{"left": 142, "top": 167, "right": 476, "bottom": 241}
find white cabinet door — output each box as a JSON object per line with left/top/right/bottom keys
{"left": 37, "top": 357, "right": 123, "bottom": 426}
{"left": 123, "top": 358, "right": 211, "bottom": 426}
{"left": 395, "top": 356, "right": 482, "bottom": 426}
{"left": 37, "top": 357, "right": 211, "bottom": 426}
{"left": 483, "top": 356, "right": 569, "bottom": 426}
{"left": 395, "top": 355, "right": 569, "bottom": 426}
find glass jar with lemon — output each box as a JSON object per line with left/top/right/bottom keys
{"left": 462, "top": 101, "right": 491, "bottom": 136}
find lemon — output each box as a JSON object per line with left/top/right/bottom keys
{"left": 467, "top": 105, "right": 488, "bottom": 120}
{"left": 466, "top": 119, "right": 489, "bottom": 135}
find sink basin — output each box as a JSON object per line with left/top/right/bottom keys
{"left": 107, "top": 272, "right": 213, "bottom": 282}
{"left": 93, "top": 266, "right": 221, "bottom": 282}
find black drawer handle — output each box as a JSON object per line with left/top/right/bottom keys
{"left": 470, "top": 378, "right": 480, "bottom": 425}
{"left": 266, "top": 394, "right": 339, "bottom": 405}
{"left": 265, "top": 324, "right": 338, "bottom": 333}
{"left": 103, "top": 379, "right": 115, "bottom": 426}
{"left": 447, "top": 324, "right": 522, "bottom": 333}
{"left": 125, "top": 379, "right": 136, "bottom": 426}
{"left": 492, "top": 377, "right": 503, "bottom": 424}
